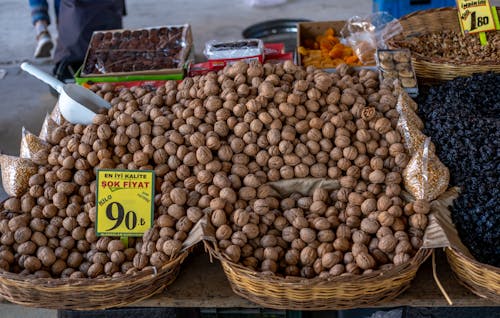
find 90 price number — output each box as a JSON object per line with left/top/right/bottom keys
{"left": 96, "top": 198, "right": 151, "bottom": 236}
{"left": 105, "top": 202, "right": 146, "bottom": 231}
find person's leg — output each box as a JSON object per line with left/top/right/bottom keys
{"left": 29, "top": 0, "right": 51, "bottom": 25}
{"left": 53, "top": 0, "right": 124, "bottom": 81}
{"left": 29, "top": 0, "right": 54, "bottom": 58}
{"left": 54, "top": 0, "right": 61, "bottom": 24}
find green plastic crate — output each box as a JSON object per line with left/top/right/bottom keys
{"left": 74, "top": 66, "right": 184, "bottom": 88}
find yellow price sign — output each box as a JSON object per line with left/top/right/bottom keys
{"left": 457, "top": 0, "right": 496, "bottom": 34}
{"left": 96, "top": 169, "right": 154, "bottom": 237}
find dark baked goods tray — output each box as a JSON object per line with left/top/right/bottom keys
{"left": 80, "top": 24, "right": 192, "bottom": 77}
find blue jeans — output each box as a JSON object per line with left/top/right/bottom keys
{"left": 29, "top": 0, "right": 61, "bottom": 25}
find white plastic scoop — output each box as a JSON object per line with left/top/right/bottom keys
{"left": 21, "top": 62, "right": 110, "bottom": 124}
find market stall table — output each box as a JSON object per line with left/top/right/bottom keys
{"left": 2, "top": 248, "right": 489, "bottom": 309}
{"left": 136, "top": 249, "right": 498, "bottom": 308}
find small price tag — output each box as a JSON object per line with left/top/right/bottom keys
{"left": 457, "top": 0, "right": 496, "bottom": 34}
{"left": 96, "top": 169, "right": 154, "bottom": 237}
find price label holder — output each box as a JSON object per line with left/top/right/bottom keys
{"left": 96, "top": 169, "right": 154, "bottom": 245}
{"left": 456, "top": 1, "right": 499, "bottom": 45}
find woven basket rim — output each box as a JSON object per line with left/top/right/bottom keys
{"left": 205, "top": 239, "right": 431, "bottom": 285}
{"left": 0, "top": 250, "right": 188, "bottom": 288}
{"left": 447, "top": 246, "right": 500, "bottom": 273}
{"left": 399, "top": 6, "right": 458, "bottom": 19}
{"left": 411, "top": 55, "right": 500, "bottom": 67}
{"left": 0, "top": 250, "right": 189, "bottom": 310}
{"left": 397, "top": 6, "right": 500, "bottom": 26}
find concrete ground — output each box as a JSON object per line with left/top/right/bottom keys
{"left": 0, "top": 0, "right": 370, "bottom": 317}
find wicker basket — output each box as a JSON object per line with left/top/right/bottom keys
{"left": 387, "top": 7, "right": 500, "bottom": 81}
{"left": 0, "top": 199, "right": 201, "bottom": 310}
{"left": 426, "top": 194, "right": 500, "bottom": 302}
{"left": 205, "top": 240, "right": 431, "bottom": 310}
{"left": 0, "top": 251, "right": 188, "bottom": 310}
{"left": 202, "top": 178, "right": 432, "bottom": 310}
{"left": 445, "top": 246, "right": 500, "bottom": 302}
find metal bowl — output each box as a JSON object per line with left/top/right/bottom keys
{"left": 242, "top": 19, "right": 310, "bottom": 53}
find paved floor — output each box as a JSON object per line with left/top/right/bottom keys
{"left": 0, "top": 0, "right": 370, "bottom": 317}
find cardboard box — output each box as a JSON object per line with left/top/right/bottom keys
{"left": 297, "top": 21, "right": 377, "bottom": 72}
{"left": 297, "top": 21, "right": 346, "bottom": 67}
{"left": 80, "top": 24, "right": 193, "bottom": 78}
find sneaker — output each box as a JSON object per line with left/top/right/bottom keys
{"left": 34, "top": 32, "right": 54, "bottom": 58}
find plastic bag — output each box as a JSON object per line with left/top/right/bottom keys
{"left": 204, "top": 39, "right": 264, "bottom": 61}
{"left": 340, "top": 12, "right": 402, "bottom": 65}
{"left": 20, "top": 127, "right": 50, "bottom": 159}
{"left": 50, "top": 102, "right": 67, "bottom": 125}
{"left": 396, "top": 93, "right": 432, "bottom": 155}
{"left": 39, "top": 113, "right": 59, "bottom": 141}
{"left": 396, "top": 91, "right": 423, "bottom": 131}
{"left": 0, "top": 154, "right": 38, "bottom": 197}
{"left": 403, "top": 138, "right": 450, "bottom": 201}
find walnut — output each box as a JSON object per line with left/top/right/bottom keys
{"left": 377, "top": 211, "right": 395, "bottom": 227}
{"left": 284, "top": 249, "right": 300, "bottom": 265}
{"left": 261, "top": 259, "right": 278, "bottom": 273}
{"left": 242, "top": 223, "right": 259, "bottom": 239}
{"left": 413, "top": 199, "right": 431, "bottom": 214}
{"left": 355, "top": 252, "right": 376, "bottom": 270}
{"left": 377, "top": 195, "right": 392, "bottom": 211}
{"left": 309, "top": 201, "right": 327, "bottom": 215}
{"left": 358, "top": 107, "right": 375, "bottom": 123}
{"left": 409, "top": 213, "right": 428, "bottom": 230}
{"left": 393, "top": 252, "right": 411, "bottom": 265}
{"left": 368, "top": 170, "right": 385, "bottom": 184}
{"left": 162, "top": 239, "right": 182, "bottom": 256}
{"left": 299, "top": 228, "right": 316, "bottom": 243}
{"left": 216, "top": 224, "right": 232, "bottom": 241}
{"left": 260, "top": 234, "right": 277, "bottom": 248}
{"left": 351, "top": 242, "right": 369, "bottom": 257}
{"left": 300, "top": 246, "right": 317, "bottom": 266}
{"left": 329, "top": 263, "right": 345, "bottom": 276}
{"left": 360, "top": 218, "right": 380, "bottom": 234}
{"left": 374, "top": 118, "right": 392, "bottom": 134}
{"left": 334, "top": 135, "right": 351, "bottom": 148}
{"left": 333, "top": 237, "right": 350, "bottom": 252}
{"left": 211, "top": 210, "right": 227, "bottom": 227}
{"left": 378, "top": 234, "right": 397, "bottom": 253}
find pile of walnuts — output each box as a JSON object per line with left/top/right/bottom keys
{"left": 214, "top": 187, "right": 429, "bottom": 277}
{"left": 0, "top": 60, "right": 428, "bottom": 280}
{"left": 389, "top": 30, "right": 500, "bottom": 64}
{"left": 196, "top": 61, "right": 428, "bottom": 277}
